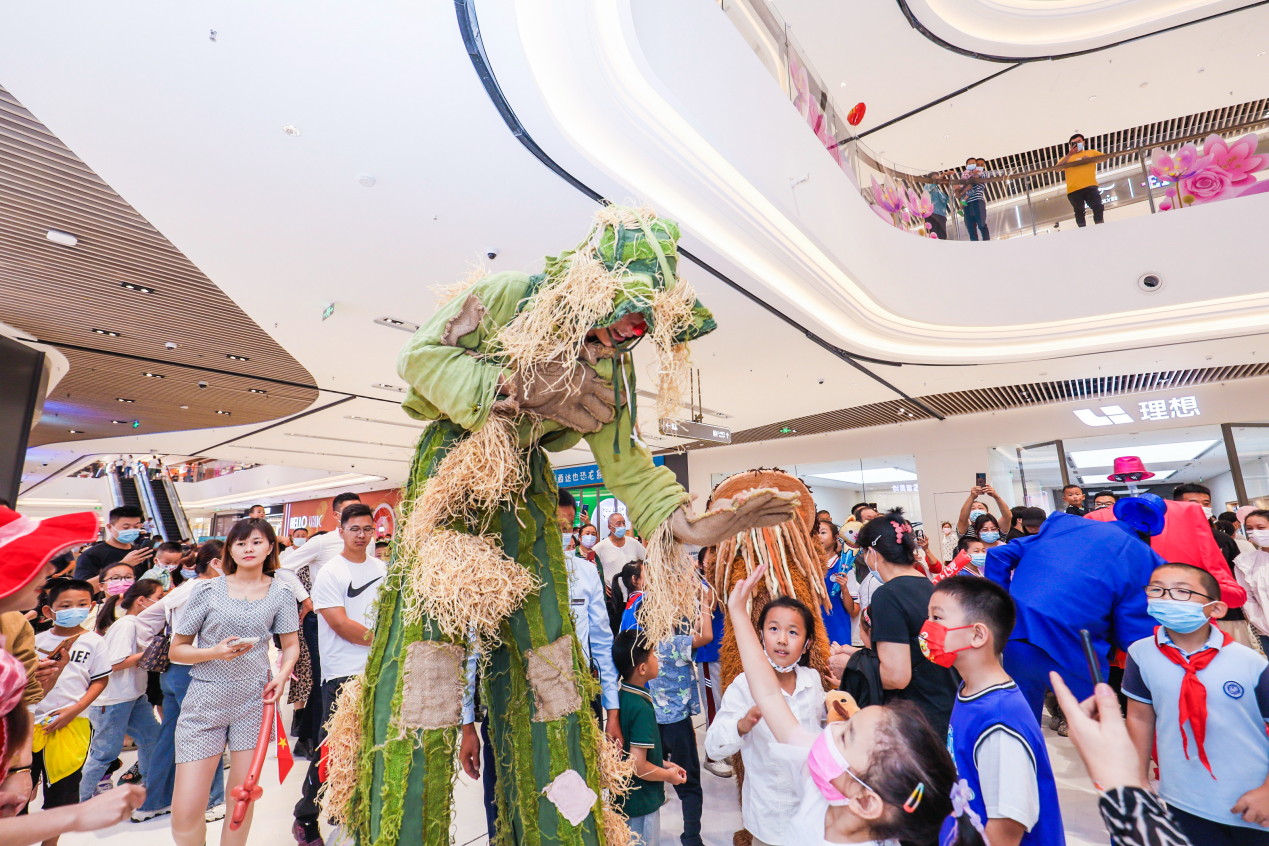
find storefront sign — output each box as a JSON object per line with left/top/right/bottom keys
{"left": 1074, "top": 396, "right": 1200, "bottom": 427}
{"left": 891, "top": 483, "right": 919, "bottom": 493}
{"left": 554, "top": 456, "right": 665, "bottom": 489}
{"left": 658, "top": 418, "right": 732, "bottom": 443}
{"left": 283, "top": 488, "right": 402, "bottom": 536}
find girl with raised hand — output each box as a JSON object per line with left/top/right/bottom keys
{"left": 705, "top": 595, "right": 826, "bottom": 845}
{"left": 726, "top": 559, "right": 984, "bottom": 846}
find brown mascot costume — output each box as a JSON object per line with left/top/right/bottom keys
{"left": 704, "top": 469, "right": 837, "bottom": 846}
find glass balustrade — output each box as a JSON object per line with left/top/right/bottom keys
{"left": 718, "top": 0, "right": 1269, "bottom": 241}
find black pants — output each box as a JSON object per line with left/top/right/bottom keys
{"left": 298, "top": 613, "right": 322, "bottom": 746}
{"left": 659, "top": 716, "right": 704, "bottom": 846}
{"left": 1068, "top": 185, "right": 1104, "bottom": 226}
{"left": 927, "top": 213, "right": 947, "bottom": 240}
{"left": 293, "top": 675, "right": 351, "bottom": 825}
{"left": 481, "top": 718, "right": 497, "bottom": 838}
{"left": 29, "top": 748, "right": 81, "bottom": 809}
{"left": 1170, "top": 805, "right": 1269, "bottom": 845}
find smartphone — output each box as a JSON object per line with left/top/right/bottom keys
{"left": 228, "top": 636, "right": 259, "bottom": 648}
{"left": 914, "top": 529, "right": 926, "bottom": 542}
{"left": 1079, "top": 629, "right": 1103, "bottom": 686}
{"left": 975, "top": 472, "right": 987, "bottom": 488}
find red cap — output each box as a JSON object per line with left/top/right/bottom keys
{"left": 0, "top": 506, "right": 100, "bottom": 599}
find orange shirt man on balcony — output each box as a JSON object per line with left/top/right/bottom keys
{"left": 1058, "top": 133, "right": 1106, "bottom": 227}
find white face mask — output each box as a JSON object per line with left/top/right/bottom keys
{"left": 1202, "top": 506, "right": 1214, "bottom": 520}
{"left": 1250, "top": 529, "right": 1269, "bottom": 548}
{"left": 942, "top": 526, "right": 952, "bottom": 535}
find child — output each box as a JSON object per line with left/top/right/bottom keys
{"left": 30, "top": 579, "right": 113, "bottom": 842}
{"left": 78, "top": 578, "right": 164, "bottom": 802}
{"left": 614, "top": 560, "right": 645, "bottom": 634}
{"left": 932, "top": 537, "right": 987, "bottom": 584}
{"left": 705, "top": 596, "right": 825, "bottom": 845}
{"left": 926, "top": 576, "right": 1064, "bottom": 846}
{"left": 1123, "top": 562, "right": 1269, "bottom": 844}
{"left": 613, "top": 629, "right": 687, "bottom": 846}
{"left": 726, "top": 560, "right": 981, "bottom": 846}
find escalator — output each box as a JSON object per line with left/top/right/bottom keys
{"left": 106, "top": 464, "right": 144, "bottom": 512}
{"left": 140, "top": 469, "right": 191, "bottom": 543}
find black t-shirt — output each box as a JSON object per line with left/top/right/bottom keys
{"left": 73, "top": 542, "right": 135, "bottom": 581}
{"left": 869, "top": 573, "right": 957, "bottom": 735}
{"left": 1065, "top": 504, "right": 1088, "bottom": 517}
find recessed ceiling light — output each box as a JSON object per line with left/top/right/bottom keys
{"left": 374, "top": 316, "right": 420, "bottom": 333}
{"left": 46, "top": 230, "right": 78, "bottom": 247}
{"left": 1088, "top": 95, "right": 1097, "bottom": 100}
{"left": 283, "top": 125, "right": 301, "bottom": 136}
{"left": 226, "top": 354, "right": 250, "bottom": 362}
{"left": 1197, "top": 67, "right": 1205, "bottom": 73}
{"left": 358, "top": 174, "right": 376, "bottom": 187}
{"left": 68, "top": 429, "right": 83, "bottom": 433}
{"left": 116, "top": 398, "right": 135, "bottom": 403}
{"left": 92, "top": 328, "right": 121, "bottom": 337}
{"left": 1139, "top": 82, "right": 1149, "bottom": 88}
{"left": 143, "top": 372, "right": 164, "bottom": 379}
{"left": 247, "top": 388, "right": 267, "bottom": 394}
{"left": 120, "top": 282, "right": 156, "bottom": 294}
{"left": 371, "top": 383, "right": 406, "bottom": 393}
{"left": 215, "top": 410, "right": 231, "bottom": 415}
{"left": 943, "top": 134, "right": 949, "bottom": 139}
{"left": 179, "top": 405, "right": 189, "bottom": 409}
{"left": 111, "top": 420, "right": 127, "bottom": 425}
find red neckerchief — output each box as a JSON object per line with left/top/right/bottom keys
{"left": 1154, "top": 625, "right": 1232, "bottom": 778}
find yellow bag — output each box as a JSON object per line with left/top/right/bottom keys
{"left": 32, "top": 717, "right": 91, "bottom": 785}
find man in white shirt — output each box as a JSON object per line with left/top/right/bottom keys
{"left": 281, "top": 491, "right": 364, "bottom": 761}
{"left": 456, "top": 490, "right": 622, "bottom": 841}
{"left": 593, "top": 511, "right": 646, "bottom": 589}
{"left": 293, "top": 502, "right": 384, "bottom": 846}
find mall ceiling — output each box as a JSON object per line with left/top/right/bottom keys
{"left": 0, "top": 85, "right": 319, "bottom": 446}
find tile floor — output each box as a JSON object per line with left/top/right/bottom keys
{"left": 57, "top": 706, "right": 1109, "bottom": 846}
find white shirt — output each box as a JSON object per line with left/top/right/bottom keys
{"left": 98, "top": 616, "right": 147, "bottom": 705}
{"left": 704, "top": 667, "right": 825, "bottom": 845}
{"left": 593, "top": 535, "right": 646, "bottom": 587}
{"left": 976, "top": 726, "right": 1041, "bottom": 829}
{"left": 281, "top": 531, "right": 346, "bottom": 581}
{"left": 564, "top": 552, "right": 620, "bottom": 710}
{"left": 31, "top": 630, "right": 111, "bottom": 721}
{"left": 854, "top": 571, "right": 883, "bottom": 647}
{"left": 311, "top": 554, "right": 386, "bottom": 682}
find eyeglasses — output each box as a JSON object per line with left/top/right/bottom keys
{"left": 1145, "top": 585, "right": 1213, "bottom": 602}
{"left": 344, "top": 527, "right": 376, "bottom": 535}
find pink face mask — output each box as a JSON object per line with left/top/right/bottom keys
{"left": 104, "top": 578, "right": 135, "bottom": 596}
{"left": 808, "top": 727, "right": 856, "bottom": 806}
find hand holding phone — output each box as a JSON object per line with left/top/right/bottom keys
{"left": 975, "top": 472, "right": 987, "bottom": 488}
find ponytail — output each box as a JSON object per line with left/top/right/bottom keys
{"left": 611, "top": 560, "right": 644, "bottom": 608}
{"left": 96, "top": 578, "right": 163, "bottom": 635}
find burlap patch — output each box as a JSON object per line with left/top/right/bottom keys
{"left": 400, "top": 641, "right": 465, "bottom": 730}
{"left": 440, "top": 294, "right": 486, "bottom": 347}
{"left": 524, "top": 636, "right": 582, "bottom": 723}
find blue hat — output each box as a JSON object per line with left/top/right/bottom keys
{"left": 1113, "top": 493, "right": 1167, "bottom": 536}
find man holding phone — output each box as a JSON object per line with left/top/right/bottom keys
{"left": 73, "top": 506, "right": 152, "bottom": 583}
{"left": 1058, "top": 133, "right": 1106, "bottom": 227}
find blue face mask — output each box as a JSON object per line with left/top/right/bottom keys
{"left": 54, "top": 607, "right": 92, "bottom": 629}
{"left": 181, "top": 567, "right": 199, "bottom": 579}
{"left": 613, "top": 526, "right": 627, "bottom": 539}
{"left": 1147, "top": 599, "right": 1214, "bottom": 634}
{"left": 978, "top": 531, "right": 1000, "bottom": 544}
{"left": 968, "top": 552, "right": 987, "bottom": 568}
{"left": 115, "top": 528, "right": 142, "bottom": 545}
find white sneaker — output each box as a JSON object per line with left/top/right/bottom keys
{"left": 131, "top": 806, "right": 171, "bottom": 822}
{"left": 205, "top": 804, "right": 226, "bottom": 822}
{"left": 704, "top": 758, "right": 734, "bottom": 778}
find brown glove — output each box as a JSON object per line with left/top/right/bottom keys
{"left": 668, "top": 489, "right": 800, "bottom": 547}
{"left": 497, "top": 359, "right": 617, "bottom": 434}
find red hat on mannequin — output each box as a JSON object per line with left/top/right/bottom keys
{"left": 0, "top": 506, "right": 100, "bottom": 599}
{"left": 1106, "top": 456, "right": 1156, "bottom": 482}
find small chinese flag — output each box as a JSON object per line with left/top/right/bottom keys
{"left": 276, "top": 708, "right": 294, "bottom": 783}
{"left": 319, "top": 742, "right": 329, "bottom": 783}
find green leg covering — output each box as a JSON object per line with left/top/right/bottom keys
{"left": 351, "top": 426, "right": 607, "bottom": 846}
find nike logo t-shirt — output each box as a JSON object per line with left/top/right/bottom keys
{"left": 311, "top": 553, "right": 386, "bottom": 682}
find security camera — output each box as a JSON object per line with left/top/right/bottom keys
{"left": 165, "top": 341, "right": 177, "bottom": 350}
{"left": 486, "top": 247, "right": 499, "bottom": 261}
{"left": 817, "top": 379, "right": 825, "bottom": 385}
{"left": 198, "top": 380, "right": 208, "bottom": 389}
{"left": 1137, "top": 272, "right": 1163, "bottom": 292}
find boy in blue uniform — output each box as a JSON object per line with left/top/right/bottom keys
{"left": 924, "top": 576, "right": 1064, "bottom": 846}
{"left": 1124, "top": 563, "right": 1269, "bottom": 845}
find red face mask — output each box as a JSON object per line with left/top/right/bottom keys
{"left": 918, "top": 620, "right": 976, "bottom": 668}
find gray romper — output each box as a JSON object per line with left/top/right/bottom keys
{"left": 174, "top": 576, "right": 300, "bottom": 762}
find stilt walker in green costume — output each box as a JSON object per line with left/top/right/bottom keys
{"left": 320, "top": 206, "right": 797, "bottom": 846}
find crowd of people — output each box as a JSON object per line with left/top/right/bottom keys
{"left": 4, "top": 473, "right": 1269, "bottom": 846}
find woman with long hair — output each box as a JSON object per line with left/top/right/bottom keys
{"left": 169, "top": 520, "right": 299, "bottom": 846}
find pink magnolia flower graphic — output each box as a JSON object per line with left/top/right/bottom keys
{"left": 1179, "top": 165, "right": 1234, "bottom": 205}
{"left": 870, "top": 177, "right": 904, "bottom": 214}
{"left": 906, "top": 188, "right": 934, "bottom": 218}
{"left": 1150, "top": 144, "right": 1213, "bottom": 182}
{"left": 1202, "top": 133, "right": 1268, "bottom": 185}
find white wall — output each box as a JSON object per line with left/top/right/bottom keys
{"left": 16, "top": 476, "right": 111, "bottom": 521}
{"left": 687, "top": 376, "right": 1269, "bottom": 532}
{"left": 1207, "top": 469, "right": 1241, "bottom": 513}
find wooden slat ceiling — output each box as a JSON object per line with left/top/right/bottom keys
{"left": 673, "top": 364, "right": 1269, "bottom": 451}
{"left": 0, "top": 85, "right": 318, "bottom": 446}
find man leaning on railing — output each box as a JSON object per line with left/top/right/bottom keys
{"left": 1058, "top": 133, "right": 1106, "bottom": 227}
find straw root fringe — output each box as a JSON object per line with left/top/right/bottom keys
{"left": 318, "top": 676, "right": 364, "bottom": 824}
{"left": 638, "top": 521, "right": 701, "bottom": 645}
{"left": 604, "top": 804, "right": 637, "bottom": 846}
{"left": 430, "top": 261, "right": 489, "bottom": 306}
{"left": 494, "top": 248, "right": 621, "bottom": 391}
{"left": 597, "top": 733, "right": 636, "bottom": 798}
{"left": 401, "top": 413, "right": 526, "bottom": 539}
{"left": 648, "top": 276, "right": 697, "bottom": 422}
{"left": 400, "top": 529, "right": 540, "bottom": 640}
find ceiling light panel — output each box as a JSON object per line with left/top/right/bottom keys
{"left": 811, "top": 468, "right": 918, "bottom": 484}
{"left": 374, "top": 317, "right": 421, "bottom": 333}
{"left": 1080, "top": 469, "right": 1178, "bottom": 485}
{"left": 1069, "top": 440, "right": 1218, "bottom": 469}
{"left": 120, "top": 282, "right": 156, "bottom": 294}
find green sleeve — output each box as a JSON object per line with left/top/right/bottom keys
{"left": 584, "top": 360, "right": 688, "bottom": 536}
{"left": 395, "top": 272, "right": 531, "bottom": 431}
{"left": 629, "top": 701, "right": 660, "bottom": 750}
